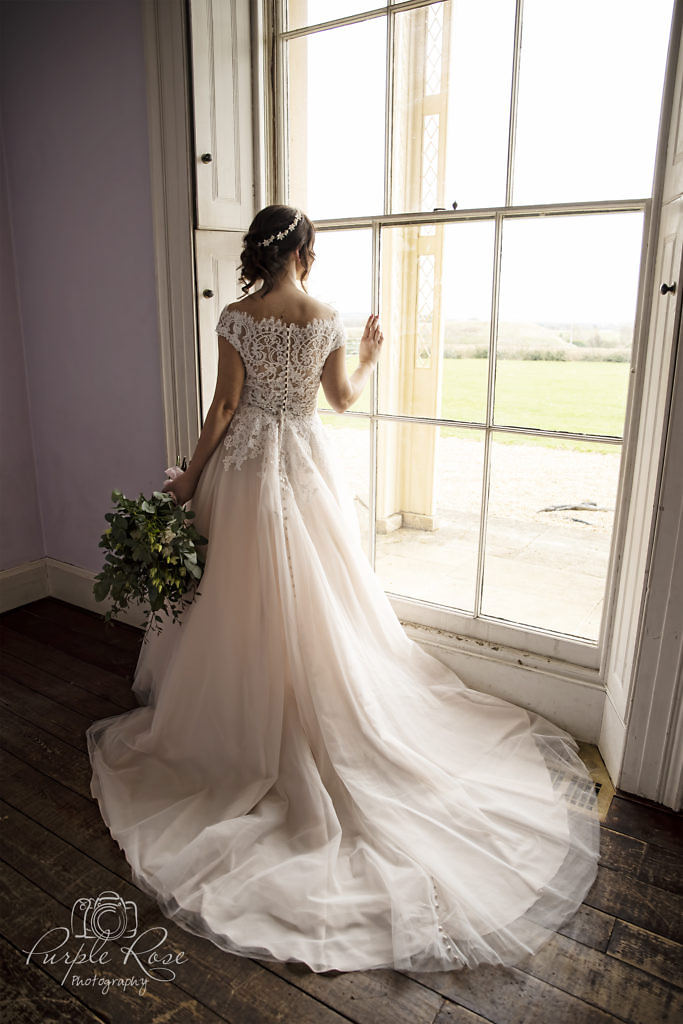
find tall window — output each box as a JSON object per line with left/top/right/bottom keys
{"left": 269, "top": 0, "right": 674, "bottom": 655}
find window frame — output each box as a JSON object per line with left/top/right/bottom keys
{"left": 262, "top": 0, "right": 666, "bottom": 670}
{"left": 142, "top": 0, "right": 681, "bottom": 792}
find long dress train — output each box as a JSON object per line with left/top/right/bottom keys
{"left": 86, "top": 306, "right": 601, "bottom": 973}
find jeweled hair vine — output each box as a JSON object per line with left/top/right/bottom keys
{"left": 257, "top": 210, "right": 302, "bottom": 248}
{"left": 239, "top": 205, "right": 316, "bottom": 297}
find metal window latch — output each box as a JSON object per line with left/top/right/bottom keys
{"left": 660, "top": 281, "right": 676, "bottom": 295}
{"left": 200, "top": 153, "right": 212, "bottom": 163}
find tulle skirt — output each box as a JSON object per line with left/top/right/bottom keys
{"left": 86, "top": 410, "right": 600, "bottom": 973}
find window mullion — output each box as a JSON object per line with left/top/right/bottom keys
{"left": 505, "top": 0, "right": 525, "bottom": 207}
{"left": 384, "top": 5, "right": 395, "bottom": 217}
{"left": 311, "top": 197, "right": 647, "bottom": 231}
{"left": 319, "top": 405, "right": 624, "bottom": 446}
{"left": 473, "top": 211, "right": 503, "bottom": 618}
{"left": 373, "top": 4, "right": 394, "bottom": 568}
{"left": 281, "top": 0, "right": 442, "bottom": 40}
{"left": 370, "top": 220, "right": 382, "bottom": 568}
{"left": 276, "top": 1, "right": 288, "bottom": 202}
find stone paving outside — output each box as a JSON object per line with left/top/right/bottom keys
{"left": 322, "top": 420, "right": 622, "bottom": 643}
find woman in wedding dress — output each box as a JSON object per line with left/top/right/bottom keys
{"left": 86, "top": 204, "right": 601, "bottom": 974}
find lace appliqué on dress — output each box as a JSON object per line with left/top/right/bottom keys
{"left": 215, "top": 308, "right": 346, "bottom": 482}
{"left": 220, "top": 405, "right": 279, "bottom": 475}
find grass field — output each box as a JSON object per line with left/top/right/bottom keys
{"left": 318, "top": 357, "right": 629, "bottom": 454}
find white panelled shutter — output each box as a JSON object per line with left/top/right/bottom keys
{"left": 189, "top": 0, "right": 257, "bottom": 421}
{"left": 189, "top": 0, "right": 255, "bottom": 229}
{"left": 194, "top": 230, "right": 247, "bottom": 416}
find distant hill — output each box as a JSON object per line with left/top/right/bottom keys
{"left": 446, "top": 320, "right": 572, "bottom": 350}
{"left": 341, "top": 316, "right": 631, "bottom": 360}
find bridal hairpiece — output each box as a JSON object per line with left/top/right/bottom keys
{"left": 258, "top": 210, "right": 302, "bottom": 247}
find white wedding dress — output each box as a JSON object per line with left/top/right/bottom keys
{"left": 86, "top": 306, "right": 601, "bottom": 974}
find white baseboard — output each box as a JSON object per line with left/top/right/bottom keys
{"left": 0, "top": 557, "right": 147, "bottom": 629}
{"left": 0, "top": 559, "right": 49, "bottom": 614}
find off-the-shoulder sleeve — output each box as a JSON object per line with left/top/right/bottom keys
{"left": 328, "top": 311, "right": 346, "bottom": 353}
{"left": 216, "top": 307, "right": 245, "bottom": 360}
{"left": 216, "top": 306, "right": 235, "bottom": 339}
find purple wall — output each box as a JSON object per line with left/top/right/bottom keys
{"left": 0, "top": 0, "right": 166, "bottom": 575}
{"left": 0, "top": 121, "right": 44, "bottom": 567}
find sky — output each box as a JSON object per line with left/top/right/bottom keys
{"left": 290, "top": 0, "right": 674, "bottom": 324}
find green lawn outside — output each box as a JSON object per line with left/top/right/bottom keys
{"left": 318, "top": 358, "right": 628, "bottom": 455}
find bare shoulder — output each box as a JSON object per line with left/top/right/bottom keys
{"left": 276, "top": 295, "right": 336, "bottom": 323}
{"left": 226, "top": 297, "right": 253, "bottom": 313}
{"left": 223, "top": 292, "right": 337, "bottom": 324}
{"left": 303, "top": 298, "right": 337, "bottom": 322}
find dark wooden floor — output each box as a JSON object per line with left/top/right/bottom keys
{"left": 1, "top": 596, "right": 681, "bottom": 1024}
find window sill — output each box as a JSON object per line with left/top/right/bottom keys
{"left": 389, "top": 593, "right": 601, "bottom": 674}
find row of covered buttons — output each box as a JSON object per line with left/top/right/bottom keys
{"left": 279, "top": 325, "right": 294, "bottom": 544}
{"left": 432, "top": 878, "right": 456, "bottom": 959}
{"left": 280, "top": 322, "right": 293, "bottom": 416}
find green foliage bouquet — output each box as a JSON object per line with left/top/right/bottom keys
{"left": 93, "top": 479, "right": 209, "bottom": 636}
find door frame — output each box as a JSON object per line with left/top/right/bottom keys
{"left": 141, "top": 0, "right": 201, "bottom": 468}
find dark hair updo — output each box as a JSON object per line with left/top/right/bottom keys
{"left": 238, "top": 204, "right": 316, "bottom": 296}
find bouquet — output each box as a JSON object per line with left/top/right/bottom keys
{"left": 93, "top": 467, "right": 209, "bottom": 636}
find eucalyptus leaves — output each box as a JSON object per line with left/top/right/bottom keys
{"left": 93, "top": 488, "right": 208, "bottom": 636}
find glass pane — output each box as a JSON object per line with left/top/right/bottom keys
{"left": 494, "top": 211, "right": 643, "bottom": 436}
{"left": 287, "top": 1, "right": 380, "bottom": 31}
{"left": 310, "top": 228, "right": 373, "bottom": 414}
{"left": 375, "top": 421, "right": 485, "bottom": 611}
{"left": 320, "top": 411, "right": 371, "bottom": 560}
{"left": 391, "top": 0, "right": 515, "bottom": 214}
{"left": 514, "top": 0, "right": 674, "bottom": 204}
{"left": 379, "top": 220, "right": 495, "bottom": 421}
{"left": 287, "top": 19, "right": 386, "bottom": 219}
{"left": 482, "top": 435, "right": 621, "bottom": 640}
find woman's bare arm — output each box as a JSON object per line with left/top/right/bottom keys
{"left": 321, "top": 314, "right": 383, "bottom": 414}
{"left": 183, "top": 335, "right": 245, "bottom": 490}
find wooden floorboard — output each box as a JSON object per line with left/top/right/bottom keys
{"left": 1, "top": 596, "right": 681, "bottom": 1024}
{"left": 0, "top": 931, "right": 108, "bottom": 1024}
{"left": 0, "top": 623, "right": 138, "bottom": 710}
{"left": 604, "top": 795, "right": 683, "bottom": 854}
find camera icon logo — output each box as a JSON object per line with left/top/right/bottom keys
{"left": 71, "top": 890, "right": 139, "bottom": 941}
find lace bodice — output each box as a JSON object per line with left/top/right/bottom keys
{"left": 215, "top": 307, "right": 346, "bottom": 420}
{"left": 214, "top": 306, "right": 347, "bottom": 480}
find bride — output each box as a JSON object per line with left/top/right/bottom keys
{"left": 86, "top": 204, "right": 601, "bottom": 974}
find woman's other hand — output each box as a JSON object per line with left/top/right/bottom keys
{"left": 162, "top": 468, "right": 195, "bottom": 507}
{"left": 359, "top": 313, "right": 384, "bottom": 367}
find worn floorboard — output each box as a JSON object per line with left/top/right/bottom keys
{"left": 1, "top": 596, "right": 681, "bottom": 1024}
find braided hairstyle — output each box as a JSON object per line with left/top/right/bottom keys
{"left": 239, "top": 205, "right": 316, "bottom": 296}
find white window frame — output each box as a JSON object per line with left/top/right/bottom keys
{"left": 142, "top": 0, "right": 682, "bottom": 788}
{"left": 262, "top": 0, "right": 672, "bottom": 675}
